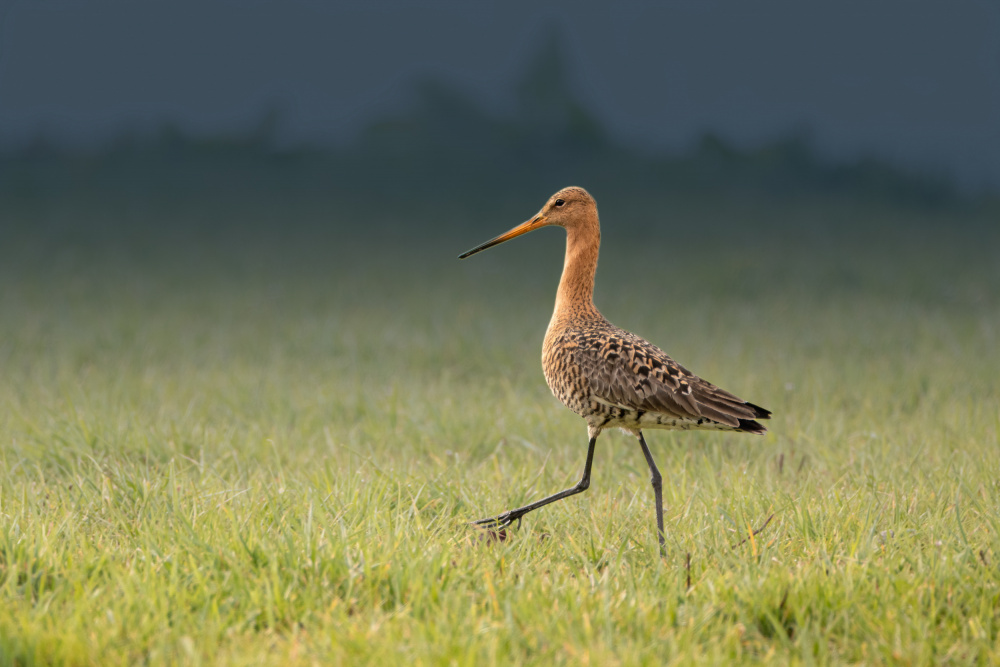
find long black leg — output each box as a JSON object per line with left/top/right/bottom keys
{"left": 636, "top": 431, "right": 666, "bottom": 554}
{"left": 473, "top": 435, "right": 597, "bottom": 529}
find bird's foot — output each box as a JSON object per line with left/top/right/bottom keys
{"left": 471, "top": 509, "right": 525, "bottom": 530}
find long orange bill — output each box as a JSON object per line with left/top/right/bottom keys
{"left": 458, "top": 215, "right": 548, "bottom": 259}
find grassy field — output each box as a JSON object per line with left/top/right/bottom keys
{"left": 1, "top": 192, "right": 999, "bottom": 665}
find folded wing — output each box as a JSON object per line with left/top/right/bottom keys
{"left": 571, "top": 326, "right": 771, "bottom": 432}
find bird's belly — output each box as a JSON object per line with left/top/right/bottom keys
{"left": 593, "top": 406, "right": 727, "bottom": 432}
{"left": 542, "top": 363, "right": 593, "bottom": 417}
{"left": 543, "top": 370, "right": 717, "bottom": 433}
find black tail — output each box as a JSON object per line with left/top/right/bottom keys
{"left": 737, "top": 402, "right": 771, "bottom": 434}
{"left": 737, "top": 419, "right": 767, "bottom": 434}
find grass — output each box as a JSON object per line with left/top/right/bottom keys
{"left": 1, "top": 192, "right": 999, "bottom": 665}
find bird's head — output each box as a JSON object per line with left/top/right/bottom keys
{"left": 459, "top": 186, "right": 597, "bottom": 259}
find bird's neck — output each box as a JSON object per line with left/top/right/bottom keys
{"left": 553, "top": 224, "right": 600, "bottom": 321}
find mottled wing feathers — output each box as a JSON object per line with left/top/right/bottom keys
{"left": 561, "top": 324, "right": 770, "bottom": 432}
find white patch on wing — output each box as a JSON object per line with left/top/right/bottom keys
{"left": 591, "top": 394, "right": 631, "bottom": 410}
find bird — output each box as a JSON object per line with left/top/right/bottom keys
{"left": 458, "top": 186, "right": 771, "bottom": 553}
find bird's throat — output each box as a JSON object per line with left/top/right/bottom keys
{"left": 553, "top": 225, "right": 600, "bottom": 321}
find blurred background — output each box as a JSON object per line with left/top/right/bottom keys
{"left": 4, "top": 6, "right": 1000, "bottom": 661}
{"left": 1, "top": 0, "right": 998, "bottom": 400}
{"left": 4, "top": 0, "right": 999, "bottom": 216}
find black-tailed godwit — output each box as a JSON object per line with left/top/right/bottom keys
{"left": 459, "top": 186, "right": 770, "bottom": 551}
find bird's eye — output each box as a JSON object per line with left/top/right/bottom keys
{"left": 555, "top": 199, "right": 565, "bottom": 206}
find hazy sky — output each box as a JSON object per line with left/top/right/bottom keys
{"left": 2, "top": 0, "right": 999, "bottom": 188}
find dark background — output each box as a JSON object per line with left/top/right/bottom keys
{"left": 3, "top": 1, "right": 1000, "bottom": 183}
{"left": 1, "top": 1, "right": 998, "bottom": 265}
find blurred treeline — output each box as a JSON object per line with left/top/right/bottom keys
{"left": 1, "top": 33, "right": 994, "bottom": 246}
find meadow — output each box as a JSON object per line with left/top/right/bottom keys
{"left": 1, "top": 189, "right": 999, "bottom": 665}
